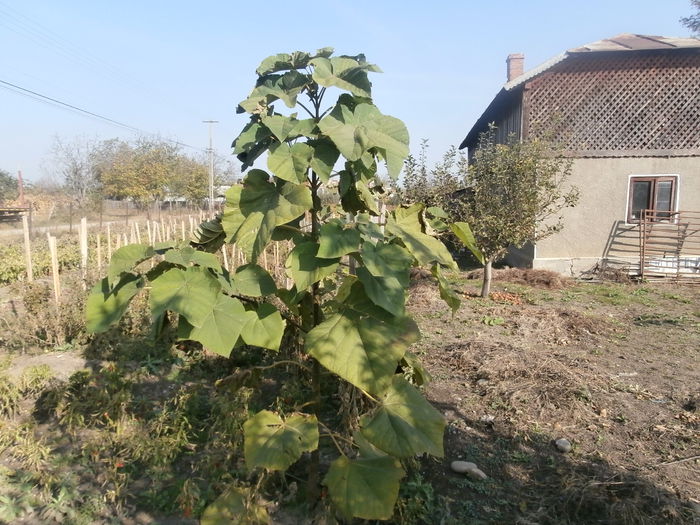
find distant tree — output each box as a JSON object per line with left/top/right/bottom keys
{"left": 0, "top": 169, "right": 18, "bottom": 203}
{"left": 167, "top": 155, "right": 209, "bottom": 203}
{"left": 466, "top": 126, "right": 579, "bottom": 297}
{"left": 98, "top": 137, "right": 210, "bottom": 206}
{"left": 681, "top": 0, "right": 700, "bottom": 35}
{"left": 50, "top": 136, "right": 102, "bottom": 207}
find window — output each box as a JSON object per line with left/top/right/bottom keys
{"left": 627, "top": 176, "right": 677, "bottom": 222}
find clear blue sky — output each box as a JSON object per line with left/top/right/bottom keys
{"left": 0, "top": 0, "right": 694, "bottom": 182}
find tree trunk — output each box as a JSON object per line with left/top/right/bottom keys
{"left": 481, "top": 258, "right": 493, "bottom": 298}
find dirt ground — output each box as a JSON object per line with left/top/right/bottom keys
{"left": 409, "top": 270, "right": 700, "bottom": 524}
{"left": 0, "top": 270, "right": 698, "bottom": 524}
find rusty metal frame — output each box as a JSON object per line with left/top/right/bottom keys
{"left": 639, "top": 209, "right": 700, "bottom": 281}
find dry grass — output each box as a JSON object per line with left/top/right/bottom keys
{"left": 464, "top": 268, "right": 575, "bottom": 289}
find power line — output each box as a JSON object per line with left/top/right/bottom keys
{"left": 0, "top": 77, "right": 210, "bottom": 154}
{"left": 0, "top": 1, "right": 166, "bottom": 106}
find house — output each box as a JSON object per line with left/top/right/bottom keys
{"left": 460, "top": 34, "right": 700, "bottom": 277}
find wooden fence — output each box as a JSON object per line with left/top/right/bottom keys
{"left": 19, "top": 206, "right": 388, "bottom": 304}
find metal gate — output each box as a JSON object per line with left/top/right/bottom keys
{"left": 639, "top": 210, "right": 700, "bottom": 280}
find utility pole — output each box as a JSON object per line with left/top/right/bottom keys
{"left": 17, "top": 170, "right": 25, "bottom": 207}
{"left": 202, "top": 120, "right": 219, "bottom": 213}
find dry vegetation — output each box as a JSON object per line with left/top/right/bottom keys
{"left": 410, "top": 271, "right": 699, "bottom": 524}
{"left": 0, "top": 269, "right": 697, "bottom": 524}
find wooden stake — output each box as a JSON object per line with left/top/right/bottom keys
{"left": 107, "top": 223, "right": 112, "bottom": 259}
{"left": 22, "top": 215, "right": 33, "bottom": 282}
{"left": 47, "top": 233, "right": 61, "bottom": 303}
{"left": 96, "top": 234, "right": 102, "bottom": 272}
{"left": 135, "top": 223, "right": 142, "bottom": 244}
{"left": 181, "top": 220, "right": 186, "bottom": 240}
{"left": 146, "top": 220, "right": 153, "bottom": 244}
{"left": 222, "top": 245, "right": 229, "bottom": 271}
{"left": 80, "top": 217, "right": 88, "bottom": 288}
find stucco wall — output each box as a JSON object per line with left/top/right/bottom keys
{"left": 534, "top": 156, "right": 700, "bottom": 273}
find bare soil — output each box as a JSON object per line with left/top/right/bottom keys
{"left": 409, "top": 272, "right": 700, "bottom": 524}
{"left": 0, "top": 271, "right": 698, "bottom": 524}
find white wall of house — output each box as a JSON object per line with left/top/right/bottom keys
{"left": 529, "top": 156, "right": 700, "bottom": 275}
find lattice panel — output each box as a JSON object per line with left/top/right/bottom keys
{"left": 525, "top": 52, "right": 700, "bottom": 155}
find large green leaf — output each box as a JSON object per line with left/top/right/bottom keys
{"left": 323, "top": 455, "right": 404, "bottom": 520}
{"left": 266, "top": 142, "right": 312, "bottom": 183}
{"left": 355, "top": 267, "right": 405, "bottom": 317}
{"left": 386, "top": 204, "right": 457, "bottom": 269}
{"left": 231, "top": 264, "right": 277, "bottom": 297}
{"left": 243, "top": 410, "right": 318, "bottom": 471}
{"left": 255, "top": 48, "right": 333, "bottom": 76}
{"left": 338, "top": 170, "right": 379, "bottom": 214}
{"left": 318, "top": 102, "right": 409, "bottom": 179}
{"left": 163, "top": 246, "right": 221, "bottom": 271}
{"left": 286, "top": 241, "right": 340, "bottom": 290}
{"left": 108, "top": 244, "right": 154, "bottom": 285}
{"left": 310, "top": 56, "right": 380, "bottom": 98}
{"left": 356, "top": 213, "right": 384, "bottom": 243}
{"left": 318, "top": 103, "right": 374, "bottom": 162}
{"left": 261, "top": 114, "right": 315, "bottom": 143}
{"left": 451, "top": 221, "right": 485, "bottom": 265}
{"left": 177, "top": 295, "right": 248, "bottom": 357}
{"left": 339, "top": 278, "right": 397, "bottom": 322}
{"left": 233, "top": 118, "right": 272, "bottom": 155}
{"left": 222, "top": 170, "right": 312, "bottom": 261}
{"left": 200, "top": 487, "right": 269, "bottom": 525}
{"left": 86, "top": 274, "right": 143, "bottom": 333}
{"left": 237, "top": 71, "right": 308, "bottom": 113}
{"left": 360, "top": 242, "right": 412, "bottom": 287}
{"left": 149, "top": 266, "right": 221, "bottom": 327}
{"left": 317, "top": 219, "right": 360, "bottom": 258}
{"left": 360, "top": 376, "right": 446, "bottom": 458}
{"left": 177, "top": 301, "right": 241, "bottom": 356}
{"left": 432, "top": 264, "right": 460, "bottom": 314}
{"left": 240, "top": 303, "right": 285, "bottom": 351}
{"left": 308, "top": 139, "right": 340, "bottom": 183}
{"left": 305, "top": 310, "right": 418, "bottom": 395}
{"left": 256, "top": 51, "right": 311, "bottom": 75}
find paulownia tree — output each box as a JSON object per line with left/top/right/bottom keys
{"left": 87, "top": 48, "right": 466, "bottom": 521}
{"left": 464, "top": 127, "right": 579, "bottom": 298}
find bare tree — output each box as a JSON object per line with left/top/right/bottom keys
{"left": 681, "top": 0, "right": 700, "bottom": 35}
{"left": 49, "top": 136, "right": 102, "bottom": 208}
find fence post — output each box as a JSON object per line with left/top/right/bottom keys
{"left": 222, "top": 245, "right": 229, "bottom": 271}
{"left": 96, "top": 233, "right": 102, "bottom": 273}
{"left": 107, "top": 223, "right": 112, "bottom": 260}
{"left": 47, "top": 233, "right": 61, "bottom": 304}
{"left": 79, "top": 217, "right": 88, "bottom": 288}
{"left": 22, "top": 214, "right": 33, "bottom": 282}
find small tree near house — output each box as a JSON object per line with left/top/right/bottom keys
{"left": 466, "top": 126, "right": 580, "bottom": 298}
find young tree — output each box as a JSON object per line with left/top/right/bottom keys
{"left": 681, "top": 0, "right": 700, "bottom": 35}
{"left": 88, "top": 48, "right": 461, "bottom": 521}
{"left": 465, "top": 127, "right": 579, "bottom": 297}
{"left": 401, "top": 141, "right": 471, "bottom": 248}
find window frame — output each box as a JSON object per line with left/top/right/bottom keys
{"left": 626, "top": 174, "right": 679, "bottom": 223}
